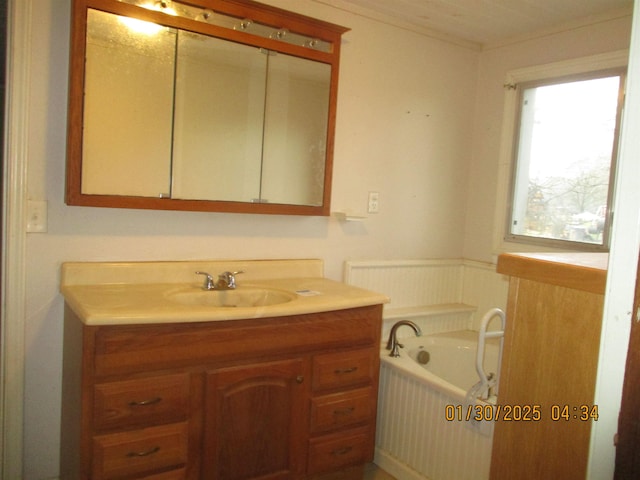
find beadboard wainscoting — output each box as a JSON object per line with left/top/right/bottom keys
{"left": 344, "top": 259, "right": 508, "bottom": 337}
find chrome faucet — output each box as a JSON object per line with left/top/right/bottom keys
{"left": 195, "top": 271, "right": 244, "bottom": 290}
{"left": 386, "top": 320, "right": 422, "bottom": 357}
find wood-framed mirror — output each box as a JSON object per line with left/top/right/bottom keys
{"left": 66, "top": 0, "right": 349, "bottom": 215}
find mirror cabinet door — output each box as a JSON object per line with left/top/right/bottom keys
{"left": 171, "top": 32, "right": 267, "bottom": 203}
{"left": 82, "top": 9, "right": 175, "bottom": 198}
{"left": 261, "top": 53, "right": 331, "bottom": 207}
{"left": 67, "top": 0, "right": 349, "bottom": 215}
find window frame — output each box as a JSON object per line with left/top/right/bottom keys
{"left": 505, "top": 68, "right": 626, "bottom": 251}
{"left": 494, "top": 51, "right": 629, "bottom": 255}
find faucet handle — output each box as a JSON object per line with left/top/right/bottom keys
{"left": 222, "top": 270, "right": 244, "bottom": 288}
{"left": 195, "top": 271, "right": 215, "bottom": 290}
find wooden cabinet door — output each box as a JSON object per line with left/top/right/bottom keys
{"left": 203, "top": 358, "right": 308, "bottom": 480}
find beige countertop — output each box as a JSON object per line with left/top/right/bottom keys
{"left": 61, "top": 260, "right": 389, "bottom": 325}
{"left": 497, "top": 252, "right": 608, "bottom": 294}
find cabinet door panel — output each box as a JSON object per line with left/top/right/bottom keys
{"left": 204, "top": 359, "right": 307, "bottom": 480}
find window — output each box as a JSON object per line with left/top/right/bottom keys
{"left": 506, "top": 69, "right": 626, "bottom": 250}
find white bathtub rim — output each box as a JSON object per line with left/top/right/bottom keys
{"left": 379, "top": 329, "right": 496, "bottom": 404}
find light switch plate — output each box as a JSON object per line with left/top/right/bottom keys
{"left": 27, "top": 200, "right": 48, "bottom": 233}
{"left": 368, "top": 191, "right": 380, "bottom": 213}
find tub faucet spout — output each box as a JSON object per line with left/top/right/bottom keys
{"left": 386, "top": 320, "right": 422, "bottom": 357}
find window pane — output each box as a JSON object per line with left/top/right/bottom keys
{"left": 509, "top": 75, "right": 621, "bottom": 247}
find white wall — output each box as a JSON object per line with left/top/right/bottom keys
{"left": 22, "top": 0, "right": 479, "bottom": 477}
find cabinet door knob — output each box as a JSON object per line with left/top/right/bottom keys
{"left": 295, "top": 375, "right": 304, "bottom": 384}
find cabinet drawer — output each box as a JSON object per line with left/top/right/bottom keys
{"left": 94, "top": 374, "right": 190, "bottom": 431}
{"left": 312, "top": 349, "right": 376, "bottom": 392}
{"left": 92, "top": 423, "right": 188, "bottom": 480}
{"left": 310, "top": 387, "right": 375, "bottom": 433}
{"left": 307, "top": 429, "right": 370, "bottom": 474}
{"left": 138, "top": 468, "right": 186, "bottom": 479}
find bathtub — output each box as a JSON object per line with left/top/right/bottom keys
{"left": 375, "top": 330, "right": 500, "bottom": 480}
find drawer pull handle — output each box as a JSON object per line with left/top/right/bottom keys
{"left": 333, "top": 407, "right": 355, "bottom": 416}
{"left": 129, "top": 397, "right": 162, "bottom": 407}
{"left": 334, "top": 367, "right": 357, "bottom": 375}
{"left": 332, "top": 446, "right": 353, "bottom": 456}
{"left": 126, "top": 446, "right": 160, "bottom": 458}
{"left": 295, "top": 375, "right": 304, "bottom": 384}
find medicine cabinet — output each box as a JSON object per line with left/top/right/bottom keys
{"left": 66, "top": 0, "right": 349, "bottom": 215}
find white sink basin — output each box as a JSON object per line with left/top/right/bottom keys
{"left": 166, "top": 287, "right": 296, "bottom": 308}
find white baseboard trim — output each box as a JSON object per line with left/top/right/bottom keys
{"left": 374, "top": 448, "right": 430, "bottom": 480}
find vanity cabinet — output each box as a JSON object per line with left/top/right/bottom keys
{"left": 490, "top": 253, "right": 607, "bottom": 480}
{"left": 60, "top": 304, "right": 383, "bottom": 480}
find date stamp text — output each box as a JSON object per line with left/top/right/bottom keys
{"left": 444, "top": 404, "right": 598, "bottom": 422}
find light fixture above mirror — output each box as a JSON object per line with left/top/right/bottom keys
{"left": 117, "top": 0, "right": 332, "bottom": 51}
